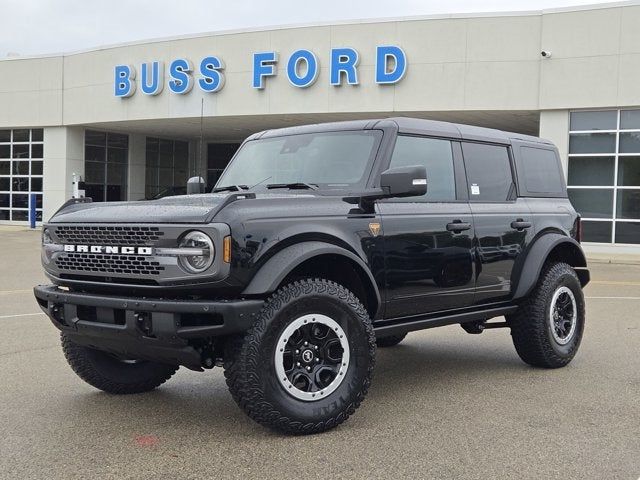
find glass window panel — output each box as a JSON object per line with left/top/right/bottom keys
{"left": 0, "top": 209, "right": 9, "bottom": 220}
{"left": 570, "top": 111, "right": 617, "bottom": 131}
{"left": 145, "top": 165, "right": 157, "bottom": 188}
{"left": 146, "top": 149, "right": 158, "bottom": 168}
{"left": 12, "top": 193, "right": 28, "bottom": 208}
{"left": 106, "top": 184, "right": 124, "bottom": 201}
{"left": 12, "top": 144, "right": 29, "bottom": 159}
{"left": 12, "top": 129, "right": 29, "bottom": 142}
{"left": 175, "top": 141, "right": 189, "bottom": 161}
{"left": 462, "top": 142, "right": 513, "bottom": 202}
{"left": 616, "top": 190, "right": 640, "bottom": 219}
{"left": 0, "top": 178, "right": 8, "bottom": 191}
{"left": 146, "top": 137, "right": 159, "bottom": 153}
{"left": 519, "top": 147, "right": 564, "bottom": 193}
{"left": 0, "top": 130, "right": 10, "bottom": 142}
{"left": 159, "top": 139, "right": 173, "bottom": 154}
{"left": 35, "top": 211, "right": 42, "bottom": 221}
{"left": 620, "top": 110, "right": 640, "bottom": 130}
{"left": 31, "top": 177, "right": 43, "bottom": 192}
{"left": 31, "top": 161, "right": 43, "bottom": 175}
{"left": 34, "top": 194, "right": 42, "bottom": 208}
{"left": 0, "top": 161, "right": 9, "bottom": 175}
{"left": 619, "top": 132, "right": 640, "bottom": 153}
{"left": 31, "top": 144, "right": 43, "bottom": 159}
{"left": 107, "top": 147, "right": 127, "bottom": 164}
{"left": 569, "top": 133, "right": 616, "bottom": 154}
{"left": 12, "top": 161, "right": 29, "bottom": 175}
{"left": 158, "top": 167, "right": 173, "bottom": 187}
{"left": 582, "top": 221, "right": 612, "bottom": 243}
{"left": 85, "top": 145, "right": 105, "bottom": 163}
{"left": 617, "top": 157, "right": 640, "bottom": 186}
{"left": 0, "top": 193, "right": 8, "bottom": 207}
{"left": 615, "top": 222, "right": 640, "bottom": 244}
{"left": 12, "top": 177, "right": 29, "bottom": 192}
{"left": 84, "top": 161, "right": 105, "bottom": 184}
{"left": 12, "top": 210, "right": 28, "bottom": 221}
{"left": 389, "top": 136, "right": 456, "bottom": 201}
{"left": 107, "top": 163, "right": 127, "bottom": 185}
{"left": 85, "top": 184, "right": 105, "bottom": 202}
{"left": 567, "top": 156, "right": 614, "bottom": 186}
{"left": 174, "top": 168, "right": 187, "bottom": 186}
{"left": 0, "top": 145, "right": 9, "bottom": 158}
{"left": 159, "top": 151, "right": 173, "bottom": 169}
{"left": 107, "top": 133, "right": 128, "bottom": 149}
{"left": 568, "top": 188, "right": 613, "bottom": 218}
{"left": 85, "top": 130, "right": 106, "bottom": 146}
{"left": 31, "top": 129, "right": 43, "bottom": 142}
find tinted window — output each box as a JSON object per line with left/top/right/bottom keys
{"left": 519, "top": 147, "right": 564, "bottom": 194}
{"left": 570, "top": 110, "right": 617, "bottom": 131}
{"left": 388, "top": 136, "right": 455, "bottom": 201}
{"left": 462, "top": 143, "right": 513, "bottom": 201}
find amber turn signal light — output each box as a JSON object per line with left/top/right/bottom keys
{"left": 223, "top": 236, "right": 231, "bottom": 263}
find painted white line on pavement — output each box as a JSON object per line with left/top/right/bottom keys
{"left": 0, "top": 312, "right": 45, "bottom": 319}
{"left": 586, "top": 296, "right": 640, "bottom": 300}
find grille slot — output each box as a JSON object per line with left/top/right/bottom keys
{"left": 55, "top": 253, "right": 165, "bottom": 276}
{"left": 53, "top": 226, "right": 164, "bottom": 246}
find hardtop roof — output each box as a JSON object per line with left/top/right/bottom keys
{"left": 250, "top": 117, "right": 552, "bottom": 146}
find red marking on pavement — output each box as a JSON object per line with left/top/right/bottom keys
{"left": 134, "top": 435, "right": 159, "bottom": 446}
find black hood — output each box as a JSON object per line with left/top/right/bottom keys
{"left": 49, "top": 194, "right": 231, "bottom": 224}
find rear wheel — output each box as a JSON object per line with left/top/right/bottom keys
{"left": 61, "top": 334, "right": 178, "bottom": 394}
{"left": 508, "top": 262, "right": 585, "bottom": 368}
{"left": 375, "top": 333, "right": 407, "bottom": 348}
{"left": 224, "top": 278, "right": 376, "bottom": 434}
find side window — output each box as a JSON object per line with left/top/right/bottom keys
{"left": 461, "top": 142, "right": 514, "bottom": 201}
{"left": 388, "top": 136, "right": 456, "bottom": 201}
{"left": 519, "top": 147, "right": 564, "bottom": 194}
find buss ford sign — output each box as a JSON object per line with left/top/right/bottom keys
{"left": 114, "top": 46, "right": 407, "bottom": 97}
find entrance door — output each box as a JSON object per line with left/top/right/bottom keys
{"left": 84, "top": 131, "right": 129, "bottom": 202}
{"left": 380, "top": 136, "right": 476, "bottom": 319}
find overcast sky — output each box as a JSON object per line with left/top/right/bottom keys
{"left": 0, "top": 0, "right": 623, "bottom": 57}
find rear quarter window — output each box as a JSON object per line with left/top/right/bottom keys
{"left": 519, "top": 147, "right": 565, "bottom": 195}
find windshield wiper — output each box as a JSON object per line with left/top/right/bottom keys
{"left": 266, "top": 182, "right": 318, "bottom": 190}
{"left": 212, "top": 185, "right": 249, "bottom": 193}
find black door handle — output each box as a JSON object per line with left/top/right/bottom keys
{"left": 447, "top": 220, "right": 472, "bottom": 233}
{"left": 511, "top": 219, "right": 532, "bottom": 231}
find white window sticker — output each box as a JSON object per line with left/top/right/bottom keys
{"left": 471, "top": 184, "right": 480, "bottom": 195}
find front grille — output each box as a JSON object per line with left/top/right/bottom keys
{"left": 55, "top": 253, "right": 165, "bottom": 276}
{"left": 53, "top": 225, "right": 164, "bottom": 246}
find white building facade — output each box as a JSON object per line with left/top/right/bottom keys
{"left": 1, "top": 2, "right": 640, "bottom": 250}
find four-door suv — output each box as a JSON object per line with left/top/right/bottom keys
{"left": 35, "top": 118, "right": 589, "bottom": 434}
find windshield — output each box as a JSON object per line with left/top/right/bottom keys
{"left": 216, "top": 130, "right": 382, "bottom": 190}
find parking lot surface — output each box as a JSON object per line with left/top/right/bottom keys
{"left": 0, "top": 227, "right": 638, "bottom": 479}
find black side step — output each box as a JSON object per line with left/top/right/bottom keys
{"left": 373, "top": 305, "right": 518, "bottom": 337}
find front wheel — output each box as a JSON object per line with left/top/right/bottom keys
{"left": 224, "top": 278, "right": 376, "bottom": 434}
{"left": 508, "top": 262, "right": 585, "bottom": 368}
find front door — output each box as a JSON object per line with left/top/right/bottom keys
{"left": 379, "top": 135, "right": 475, "bottom": 319}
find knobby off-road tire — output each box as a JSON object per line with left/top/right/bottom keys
{"left": 224, "top": 278, "right": 376, "bottom": 434}
{"left": 61, "top": 334, "right": 178, "bottom": 394}
{"left": 375, "top": 333, "right": 407, "bottom": 348}
{"left": 508, "top": 262, "right": 585, "bottom": 368}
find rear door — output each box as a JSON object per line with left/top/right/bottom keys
{"left": 460, "top": 142, "right": 534, "bottom": 305}
{"left": 379, "top": 136, "right": 476, "bottom": 318}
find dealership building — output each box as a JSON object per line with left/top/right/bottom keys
{"left": 1, "top": 2, "right": 640, "bottom": 250}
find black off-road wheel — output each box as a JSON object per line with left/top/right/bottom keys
{"left": 508, "top": 262, "right": 585, "bottom": 368}
{"left": 375, "top": 333, "right": 407, "bottom": 348}
{"left": 224, "top": 278, "right": 376, "bottom": 435}
{"left": 61, "top": 334, "right": 178, "bottom": 394}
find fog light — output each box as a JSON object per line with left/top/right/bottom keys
{"left": 178, "top": 231, "right": 214, "bottom": 273}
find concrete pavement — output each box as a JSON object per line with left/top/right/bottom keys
{"left": 0, "top": 227, "right": 638, "bottom": 479}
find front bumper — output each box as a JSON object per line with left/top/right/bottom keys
{"left": 34, "top": 284, "right": 264, "bottom": 370}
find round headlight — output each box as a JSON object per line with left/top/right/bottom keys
{"left": 178, "top": 231, "right": 214, "bottom": 273}
{"left": 41, "top": 229, "right": 54, "bottom": 264}
{"left": 42, "top": 228, "right": 52, "bottom": 245}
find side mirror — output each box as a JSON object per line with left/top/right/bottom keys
{"left": 187, "top": 176, "right": 206, "bottom": 195}
{"left": 379, "top": 165, "right": 427, "bottom": 198}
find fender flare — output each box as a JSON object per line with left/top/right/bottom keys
{"left": 242, "top": 241, "right": 381, "bottom": 313}
{"left": 512, "top": 234, "right": 589, "bottom": 301}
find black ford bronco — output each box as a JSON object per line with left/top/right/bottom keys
{"left": 35, "top": 118, "right": 589, "bottom": 434}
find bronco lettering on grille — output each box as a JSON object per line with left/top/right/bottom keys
{"left": 63, "top": 245, "right": 153, "bottom": 255}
